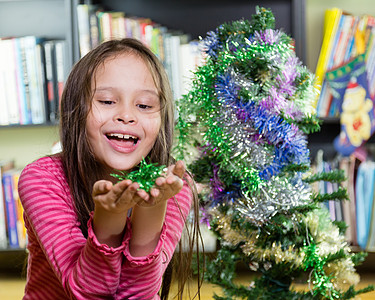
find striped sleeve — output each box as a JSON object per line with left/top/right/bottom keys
{"left": 19, "top": 157, "right": 125, "bottom": 299}
{"left": 116, "top": 181, "right": 193, "bottom": 299}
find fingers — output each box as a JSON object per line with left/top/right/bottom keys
{"left": 93, "top": 180, "right": 113, "bottom": 196}
{"left": 172, "top": 160, "right": 186, "bottom": 178}
{"left": 112, "top": 179, "right": 132, "bottom": 197}
{"left": 136, "top": 189, "right": 150, "bottom": 202}
{"left": 151, "top": 172, "right": 184, "bottom": 200}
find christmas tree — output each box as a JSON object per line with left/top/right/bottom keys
{"left": 174, "top": 7, "right": 374, "bottom": 300}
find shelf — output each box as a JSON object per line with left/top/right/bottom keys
{"left": 320, "top": 117, "right": 340, "bottom": 124}
{"left": 0, "top": 248, "right": 26, "bottom": 253}
{"left": 0, "top": 123, "right": 58, "bottom": 129}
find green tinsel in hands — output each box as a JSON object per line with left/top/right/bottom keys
{"left": 111, "top": 158, "right": 166, "bottom": 193}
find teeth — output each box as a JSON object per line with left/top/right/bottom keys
{"left": 108, "top": 133, "right": 137, "bottom": 140}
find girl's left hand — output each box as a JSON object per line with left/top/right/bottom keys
{"left": 136, "top": 160, "right": 185, "bottom": 207}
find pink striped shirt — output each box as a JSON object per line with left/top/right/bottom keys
{"left": 18, "top": 156, "right": 192, "bottom": 299}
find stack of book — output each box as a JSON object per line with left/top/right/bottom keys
{"left": 313, "top": 149, "right": 375, "bottom": 252}
{"left": 76, "top": 4, "right": 204, "bottom": 102}
{"left": 0, "top": 37, "right": 67, "bottom": 126}
{"left": 0, "top": 160, "right": 25, "bottom": 250}
{"left": 314, "top": 8, "right": 375, "bottom": 117}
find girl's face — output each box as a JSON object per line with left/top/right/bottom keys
{"left": 86, "top": 53, "right": 161, "bottom": 173}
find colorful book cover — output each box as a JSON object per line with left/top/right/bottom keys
{"left": 314, "top": 7, "right": 343, "bottom": 108}
{"left": 54, "top": 40, "right": 67, "bottom": 111}
{"left": 0, "top": 38, "right": 20, "bottom": 125}
{"left": 12, "top": 171, "right": 26, "bottom": 248}
{"left": 43, "top": 40, "right": 59, "bottom": 123}
{"left": 355, "top": 161, "right": 375, "bottom": 250}
{"left": 2, "top": 170, "right": 19, "bottom": 248}
{"left": 76, "top": 4, "right": 91, "bottom": 57}
{"left": 0, "top": 160, "right": 15, "bottom": 249}
{"left": 23, "top": 36, "right": 46, "bottom": 124}
{"left": 327, "top": 54, "right": 374, "bottom": 156}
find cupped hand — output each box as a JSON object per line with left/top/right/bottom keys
{"left": 92, "top": 179, "right": 152, "bottom": 247}
{"left": 136, "top": 160, "right": 186, "bottom": 207}
{"left": 92, "top": 179, "right": 142, "bottom": 214}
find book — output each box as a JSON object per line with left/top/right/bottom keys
{"left": 54, "top": 40, "right": 67, "bottom": 112}
{"left": 0, "top": 160, "right": 15, "bottom": 249}
{"left": 0, "top": 38, "right": 20, "bottom": 125}
{"left": 366, "top": 184, "right": 375, "bottom": 251}
{"left": 0, "top": 39, "right": 19, "bottom": 125}
{"left": 314, "top": 7, "right": 342, "bottom": 109}
{"left": 332, "top": 54, "right": 373, "bottom": 156}
{"left": 339, "top": 157, "right": 354, "bottom": 243}
{"left": 2, "top": 169, "right": 19, "bottom": 248}
{"left": 22, "top": 36, "right": 46, "bottom": 124}
{"left": 149, "top": 25, "right": 165, "bottom": 61}
{"left": 14, "top": 37, "right": 32, "bottom": 125}
{"left": 163, "top": 32, "right": 189, "bottom": 100}
{"left": 89, "top": 6, "right": 101, "bottom": 50}
{"left": 12, "top": 171, "right": 26, "bottom": 249}
{"left": 35, "top": 43, "right": 49, "bottom": 124}
{"left": 43, "top": 40, "right": 59, "bottom": 123}
{"left": 316, "top": 11, "right": 375, "bottom": 117}
{"left": 0, "top": 41, "right": 9, "bottom": 125}
{"left": 77, "top": 4, "right": 92, "bottom": 57}
{"left": 97, "top": 11, "right": 125, "bottom": 42}
{"left": 333, "top": 14, "right": 355, "bottom": 67}
{"left": 355, "top": 161, "right": 375, "bottom": 250}
{"left": 138, "top": 18, "right": 153, "bottom": 47}
{"left": 316, "top": 11, "right": 345, "bottom": 117}
{"left": 111, "top": 12, "right": 127, "bottom": 40}
{"left": 179, "top": 41, "right": 203, "bottom": 96}
{"left": 17, "top": 37, "right": 33, "bottom": 125}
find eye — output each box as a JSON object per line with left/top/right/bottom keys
{"left": 98, "top": 100, "right": 115, "bottom": 105}
{"left": 137, "top": 104, "right": 152, "bottom": 110}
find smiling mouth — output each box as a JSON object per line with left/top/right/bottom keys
{"left": 106, "top": 133, "right": 139, "bottom": 146}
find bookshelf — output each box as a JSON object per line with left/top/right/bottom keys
{"left": 87, "top": 0, "right": 306, "bottom": 62}
{"left": 0, "top": 0, "right": 75, "bottom": 72}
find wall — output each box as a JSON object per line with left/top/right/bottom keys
{"left": 0, "top": 126, "right": 59, "bottom": 169}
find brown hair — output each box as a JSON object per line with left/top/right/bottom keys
{"left": 59, "top": 38, "right": 202, "bottom": 299}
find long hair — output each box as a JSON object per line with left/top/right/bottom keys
{"left": 59, "top": 38, "right": 202, "bottom": 299}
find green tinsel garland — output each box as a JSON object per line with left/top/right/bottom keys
{"left": 111, "top": 158, "right": 166, "bottom": 192}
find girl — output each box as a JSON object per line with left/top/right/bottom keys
{"left": 18, "top": 38, "right": 202, "bottom": 299}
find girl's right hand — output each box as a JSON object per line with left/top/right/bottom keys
{"left": 92, "top": 179, "right": 142, "bottom": 247}
{"left": 92, "top": 179, "right": 140, "bottom": 214}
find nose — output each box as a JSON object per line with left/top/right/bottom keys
{"left": 115, "top": 105, "right": 137, "bottom": 124}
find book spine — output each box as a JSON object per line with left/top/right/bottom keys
{"left": 0, "top": 173, "right": 8, "bottom": 249}
{"left": 77, "top": 4, "right": 91, "bottom": 57}
{"left": 12, "top": 172, "right": 26, "bottom": 248}
{"left": 179, "top": 41, "right": 202, "bottom": 96}
{"left": 314, "top": 8, "right": 342, "bottom": 108}
{"left": 97, "top": 11, "right": 112, "bottom": 42}
{"left": 35, "top": 43, "right": 48, "bottom": 123}
{"left": 2, "top": 39, "right": 20, "bottom": 125}
{"left": 2, "top": 172, "right": 19, "bottom": 249}
{"left": 24, "top": 36, "right": 46, "bottom": 124}
{"left": 14, "top": 38, "right": 29, "bottom": 125}
{"left": 0, "top": 39, "right": 10, "bottom": 125}
{"left": 54, "top": 40, "right": 67, "bottom": 113}
{"left": 43, "top": 41, "right": 58, "bottom": 123}
{"left": 18, "top": 37, "right": 33, "bottom": 124}
{"left": 89, "top": 7, "right": 100, "bottom": 50}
